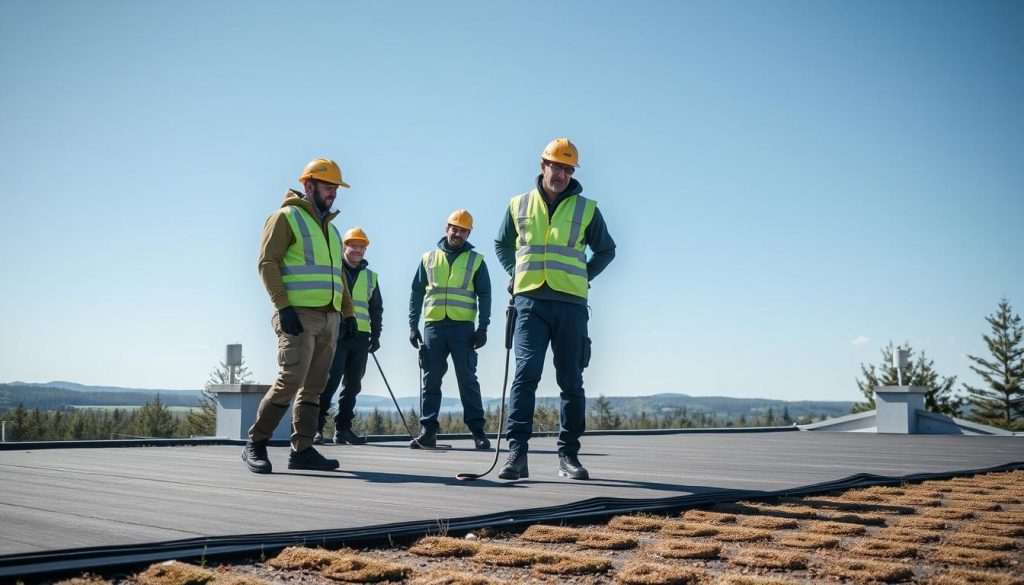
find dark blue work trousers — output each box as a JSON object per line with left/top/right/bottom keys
{"left": 419, "top": 321, "right": 485, "bottom": 433}
{"left": 506, "top": 296, "right": 590, "bottom": 456}
{"left": 318, "top": 333, "right": 369, "bottom": 433}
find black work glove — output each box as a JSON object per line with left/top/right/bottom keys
{"left": 368, "top": 336, "right": 380, "bottom": 353}
{"left": 278, "top": 306, "right": 304, "bottom": 336}
{"left": 507, "top": 280, "right": 514, "bottom": 295}
{"left": 409, "top": 328, "right": 423, "bottom": 348}
{"left": 471, "top": 328, "right": 488, "bottom": 350}
{"left": 344, "top": 316, "right": 358, "bottom": 339}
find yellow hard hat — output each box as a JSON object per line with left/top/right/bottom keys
{"left": 447, "top": 209, "right": 473, "bottom": 230}
{"left": 342, "top": 227, "right": 369, "bottom": 246}
{"left": 541, "top": 137, "right": 580, "bottom": 168}
{"left": 299, "top": 158, "right": 351, "bottom": 188}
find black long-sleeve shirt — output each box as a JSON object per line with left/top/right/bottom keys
{"left": 408, "top": 238, "right": 492, "bottom": 330}
{"left": 494, "top": 177, "right": 616, "bottom": 305}
{"left": 344, "top": 259, "right": 382, "bottom": 340}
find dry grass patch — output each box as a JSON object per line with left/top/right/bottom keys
{"left": 607, "top": 514, "right": 668, "bottom": 531}
{"left": 614, "top": 561, "right": 706, "bottom": 585}
{"left": 682, "top": 509, "right": 737, "bottom": 524}
{"left": 728, "top": 546, "right": 808, "bottom": 569}
{"left": 649, "top": 538, "right": 721, "bottom": 559}
{"left": 409, "top": 536, "right": 480, "bottom": 558}
{"left": 874, "top": 527, "right": 943, "bottom": 544}
{"left": 839, "top": 491, "right": 888, "bottom": 503}
{"left": 711, "top": 525, "right": 772, "bottom": 542}
{"left": 895, "top": 516, "right": 949, "bottom": 530}
{"left": 409, "top": 570, "right": 507, "bottom": 585}
{"left": 917, "top": 506, "right": 975, "bottom": 520}
{"left": 942, "top": 498, "right": 1002, "bottom": 511}
{"left": 267, "top": 546, "right": 341, "bottom": 570}
{"left": 929, "top": 545, "right": 1014, "bottom": 567}
{"left": 736, "top": 515, "right": 799, "bottom": 529}
{"left": 849, "top": 538, "right": 918, "bottom": 559}
{"left": 944, "top": 532, "right": 1019, "bottom": 551}
{"left": 661, "top": 521, "right": 719, "bottom": 537}
{"left": 805, "top": 520, "right": 868, "bottom": 535}
{"left": 823, "top": 557, "right": 913, "bottom": 583}
{"left": 982, "top": 510, "right": 1024, "bottom": 524}
{"left": 519, "top": 524, "right": 577, "bottom": 543}
{"left": 774, "top": 532, "right": 841, "bottom": 549}
{"left": 765, "top": 504, "right": 887, "bottom": 526}
{"left": 925, "top": 568, "right": 1024, "bottom": 585}
{"left": 135, "top": 561, "right": 215, "bottom": 585}
{"left": 471, "top": 543, "right": 610, "bottom": 575}
{"left": 892, "top": 495, "right": 943, "bottom": 507}
{"left": 521, "top": 525, "right": 637, "bottom": 549}
{"left": 963, "top": 521, "right": 1024, "bottom": 537}
{"left": 715, "top": 575, "right": 801, "bottom": 585}
{"left": 533, "top": 553, "right": 612, "bottom": 575}
{"left": 320, "top": 555, "right": 412, "bottom": 582}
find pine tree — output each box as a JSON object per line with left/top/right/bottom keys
{"left": 135, "top": 394, "right": 178, "bottom": 437}
{"left": 853, "top": 341, "right": 962, "bottom": 416}
{"left": 964, "top": 298, "right": 1024, "bottom": 430}
{"left": 589, "top": 395, "right": 621, "bottom": 430}
{"left": 188, "top": 358, "right": 256, "bottom": 436}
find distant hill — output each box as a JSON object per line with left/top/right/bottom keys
{"left": 0, "top": 383, "right": 203, "bottom": 411}
{"left": 7, "top": 380, "right": 200, "bottom": 394}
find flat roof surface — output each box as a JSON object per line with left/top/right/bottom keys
{"left": 2, "top": 432, "right": 1023, "bottom": 556}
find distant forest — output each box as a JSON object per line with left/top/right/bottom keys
{"left": 0, "top": 383, "right": 852, "bottom": 441}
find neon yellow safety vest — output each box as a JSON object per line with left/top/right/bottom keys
{"left": 422, "top": 249, "right": 483, "bottom": 322}
{"left": 280, "top": 206, "right": 345, "bottom": 311}
{"left": 349, "top": 268, "right": 378, "bottom": 333}
{"left": 510, "top": 189, "right": 596, "bottom": 299}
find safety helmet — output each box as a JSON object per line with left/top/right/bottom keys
{"left": 299, "top": 158, "right": 351, "bottom": 188}
{"left": 447, "top": 209, "right": 473, "bottom": 230}
{"left": 342, "top": 227, "right": 370, "bottom": 246}
{"left": 540, "top": 138, "right": 580, "bottom": 168}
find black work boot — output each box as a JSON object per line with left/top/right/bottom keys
{"left": 288, "top": 446, "right": 340, "bottom": 471}
{"left": 410, "top": 428, "right": 437, "bottom": 449}
{"left": 498, "top": 445, "right": 529, "bottom": 480}
{"left": 558, "top": 452, "right": 590, "bottom": 480}
{"left": 471, "top": 430, "right": 491, "bottom": 450}
{"left": 242, "top": 439, "right": 272, "bottom": 474}
{"left": 334, "top": 428, "right": 367, "bottom": 445}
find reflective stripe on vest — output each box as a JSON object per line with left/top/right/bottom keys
{"left": 280, "top": 206, "right": 344, "bottom": 311}
{"left": 423, "top": 249, "right": 482, "bottom": 322}
{"left": 510, "top": 189, "right": 596, "bottom": 299}
{"left": 349, "top": 268, "right": 377, "bottom": 333}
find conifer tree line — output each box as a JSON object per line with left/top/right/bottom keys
{"left": 853, "top": 297, "right": 1024, "bottom": 430}
{"left": 3, "top": 298, "right": 1020, "bottom": 440}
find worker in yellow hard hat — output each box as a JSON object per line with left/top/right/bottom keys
{"left": 315, "top": 227, "right": 383, "bottom": 446}
{"left": 494, "top": 138, "right": 616, "bottom": 480}
{"left": 243, "top": 158, "right": 358, "bottom": 474}
{"left": 408, "top": 209, "right": 493, "bottom": 450}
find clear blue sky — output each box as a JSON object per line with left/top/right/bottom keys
{"left": 1, "top": 1, "right": 1021, "bottom": 402}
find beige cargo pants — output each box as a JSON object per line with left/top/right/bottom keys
{"left": 249, "top": 308, "right": 341, "bottom": 451}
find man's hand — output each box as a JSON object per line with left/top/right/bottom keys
{"left": 368, "top": 336, "right": 380, "bottom": 353}
{"left": 278, "top": 306, "right": 304, "bottom": 336}
{"left": 409, "top": 328, "right": 423, "bottom": 348}
{"left": 344, "top": 316, "right": 358, "bottom": 339}
{"left": 471, "top": 328, "right": 487, "bottom": 350}
{"left": 507, "top": 280, "right": 514, "bottom": 295}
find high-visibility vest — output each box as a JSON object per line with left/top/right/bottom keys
{"left": 349, "top": 268, "right": 378, "bottom": 333}
{"left": 280, "top": 206, "right": 345, "bottom": 311}
{"left": 422, "top": 249, "right": 483, "bottom": 322}
{"left": 510, "top": 189, "right": 596, "bottom": 299}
